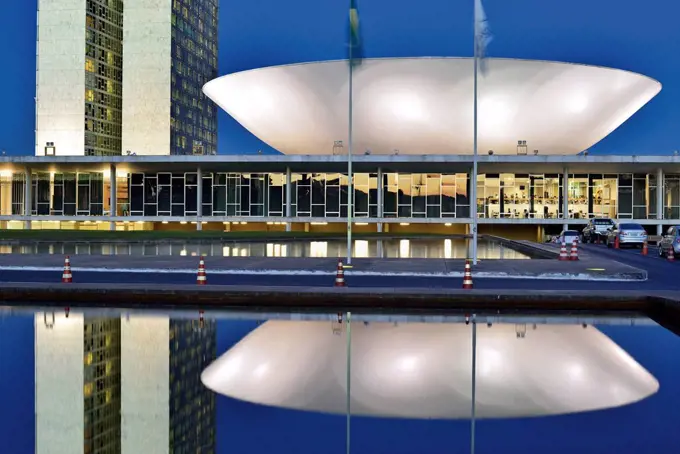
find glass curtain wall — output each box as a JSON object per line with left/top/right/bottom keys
{"left": 478, "top": 174, "right": 560, "bottom": 219}
{"left": 3, "top": 170, "right": 663, "bottom": 221}
{"left": 664, "top": 174, "right": 680, "bottom": 219}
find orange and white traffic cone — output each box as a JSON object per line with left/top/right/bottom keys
{"left": 196, "top": 256, "right": 207, "bottom": 285}
{"left": 569, "top": 239, "right": 579, "bottom": 261}
{"left": 668, "top": 247, "right": 675, "bottom": 262}
{"left": 62, "top": 256, "right": 72, "bottom": 283}
{"left": 334, "top": 260, "right": 346, "bottom": 287}
{"left": 642, "top": 241, "right": 648, "bottom": 256}
{"left": 462, "top": 260, "right": 474, "bottom": 289}
{"left": 558, "top": 241, "right": 569, "bottom": 261}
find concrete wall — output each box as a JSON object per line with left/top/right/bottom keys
{"left": 35, "top": 0, "right": 86, "bottom": 156}
{"left": 121, "top": 316, "right": 170, "bottom": 454}
{"left": 35, "top": 312, "right": 84, "bottom": 454}
{"left": 122, "top": 0, "right": 172, "bottom": 155}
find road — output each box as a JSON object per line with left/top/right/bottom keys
{"left": 0, "top": 242, "right": 677, "bottom": 291}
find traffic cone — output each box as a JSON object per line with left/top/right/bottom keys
{"left": 62, "top": 256, "right": 72, "bottom": 283}
{"left": 642, "top": 241, "right": 648, "bottom": 256}
{"left": 558, "top": 241, "right": 569, "bottom": 261}
{"left": 614, "top": 235, "right": 620, "bottom": 249}
{"left": 196, "top": 256, "right": 207, "bottom": 285}
{"left": 334, "top": 260, "right": 346, "bottom": 287}
{"left": 569, "top": 239, "right": 579, "bottom": 261}
{"left": 462, "top": 260, "right": 474, "bottom": 289}
{"left": 668, "top": 247, "right": 675, "bottom": 262}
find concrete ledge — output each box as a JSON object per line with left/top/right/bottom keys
{"left": 484, "top": 235, "right": 557, "bottom": 259}
{"left": 0, "top": 283, "right": 663, "bottom": 312}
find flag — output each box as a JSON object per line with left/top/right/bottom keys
{"left": 348, "top": 0, "right": 363, "bottom": 67}
{"left": 474, "top": 0, "right": 492, "bottom": 74}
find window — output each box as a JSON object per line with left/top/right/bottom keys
{"left": 85, "top": 58, "right": 95, "bottom": 72}
{"left": 85, "top": 89, "right": 94, "bottom": 102}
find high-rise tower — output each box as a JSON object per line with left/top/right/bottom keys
{"left": 35, "top": 0, "right": 124, "bottom": 156}
{"left": 35, "top": 0, "right": 218, "bottom": 156}
{"left": 122, "top": 0, "right": 218, "bottom": 156}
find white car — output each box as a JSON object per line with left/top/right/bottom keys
{"left": 558, "top": 230, "right": 580, "bottom": 246}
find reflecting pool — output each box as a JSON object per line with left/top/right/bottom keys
{"left": 0, "top": 309, "right": 677, "bottom": 454}
{"left": 0, "top": 238, "right": 530, "bottom": 259}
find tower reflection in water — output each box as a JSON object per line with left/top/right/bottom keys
{"left": 35, "top": 311, "right": 216, "bottom": 454}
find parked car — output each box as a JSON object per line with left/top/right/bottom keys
{"left": 657, "top": 226, "right": 680, "bottom": 257}
{"left": 581, "top": 218, "right": 615, "bottom": 243}
{"left": 558, "top": 230, "right": 581, "bottom": 246}
{"left": 605, "top": 222, "right": 648, "bottom": 248}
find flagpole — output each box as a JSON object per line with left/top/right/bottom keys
{"left": 347, "top": 52, "right": 354, "bottom": 265}
{"left": 471, "top": 3, "right": 479, "bottom": 266}
{"left": 345, "top": 311, "right": 352, "bottom": 454}
{"left": 470, "top": 313, "right": 477, "bottom": 454}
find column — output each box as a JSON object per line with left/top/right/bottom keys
{"left": 285, "top": 167, "right": 292, "bottom": 232}
{"left": 468, "top": 167, "right": 476, "bottom": 257}
{"left": 657, "top": 168, "right": 664, "bottom": 236}
{"left": 196, "top": 166, "right": 203, "bottom": 231}
{"left": 376, "top": 167, "right": 383, "bottom": 233}
{"left": 24, "top": 167, "right": 32, "bottom": 230}
{"left": 562, "top": 168, "right": 569, "bottom": 231}
{"left": 109, "top": 164, "right": 117, "bottom": 231}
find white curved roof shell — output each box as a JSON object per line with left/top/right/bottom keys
{"left": 201, "top": 321, "right": 658, "bottom": 419}
{"left": 203, "top": 58, "right": 661, "bottom": 155}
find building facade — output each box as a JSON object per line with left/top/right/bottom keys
{"left": 2, "top": 155, "right": 680, "bottom": 240}
{"left": 36, "top": 0, "right": 218, "bottom": 157}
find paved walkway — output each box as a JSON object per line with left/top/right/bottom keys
{"left": 0, "top": 247, "right": 646, "bottom": 281}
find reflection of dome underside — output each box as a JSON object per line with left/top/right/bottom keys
{"left": 203, "top": 58, "right": 661, "bottom": 156}
{"left": 201, "top": 321, "right": 658, "bottom": 419}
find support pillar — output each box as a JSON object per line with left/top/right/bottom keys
{"left": 24, "top": 167, "right": 32, "bottom": 230}
{"left": 468, "top": 167, "right": 477, "bottom": 258}
{"left": 562, "top": 168, "right": 569, "bottom": 231}
{"left": 285, "top": 167, "right": 292, "bottom": 232}
{"left": 196, "top": 166, "right": 203, "bottom": 231}
{"left": 376, "top": 167, "right": 383, "bottom": 233}
{"left": 657, "top": 168, "right": 664, "bottom": 236}
{"left": 109, "top": 164, "right": 116, "bottom": 231}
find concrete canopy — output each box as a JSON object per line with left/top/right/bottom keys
{"left": 203, "top": 58, "right": 661, "bottom": 156}
{"left": 201, "top": 321, "right": 658, "bottom": 419}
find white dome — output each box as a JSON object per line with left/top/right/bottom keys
{"left": 203, "top": 57, "right": 661, "bottom": 155}
{"left": 201, "top": 321, "right": 658, "bottom": 419}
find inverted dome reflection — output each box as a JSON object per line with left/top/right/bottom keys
{"left": 201, "top": 321, "right": 658, "bottom": 419}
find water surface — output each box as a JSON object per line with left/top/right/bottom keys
{"left": 0, "top": 309, "right": 678, "bottom": 453}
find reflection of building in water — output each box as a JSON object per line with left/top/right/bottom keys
{"left": 121, "top": 316, "right": 216, "bottom": 453}
{"left": 35, "top": 313, "right": 121, "bottom": 454}
{"left": 202, "top": 321, "right": 659, "bottom": 419}
{"left": 170, "top": 319, "right": 217, "bottom": 452}
{"left": 84, "top": 318, "right": 121, "bottom": 453}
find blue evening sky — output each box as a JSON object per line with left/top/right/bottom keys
{"left": 0, "top": 0, "right": 679, "bottom": 156}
